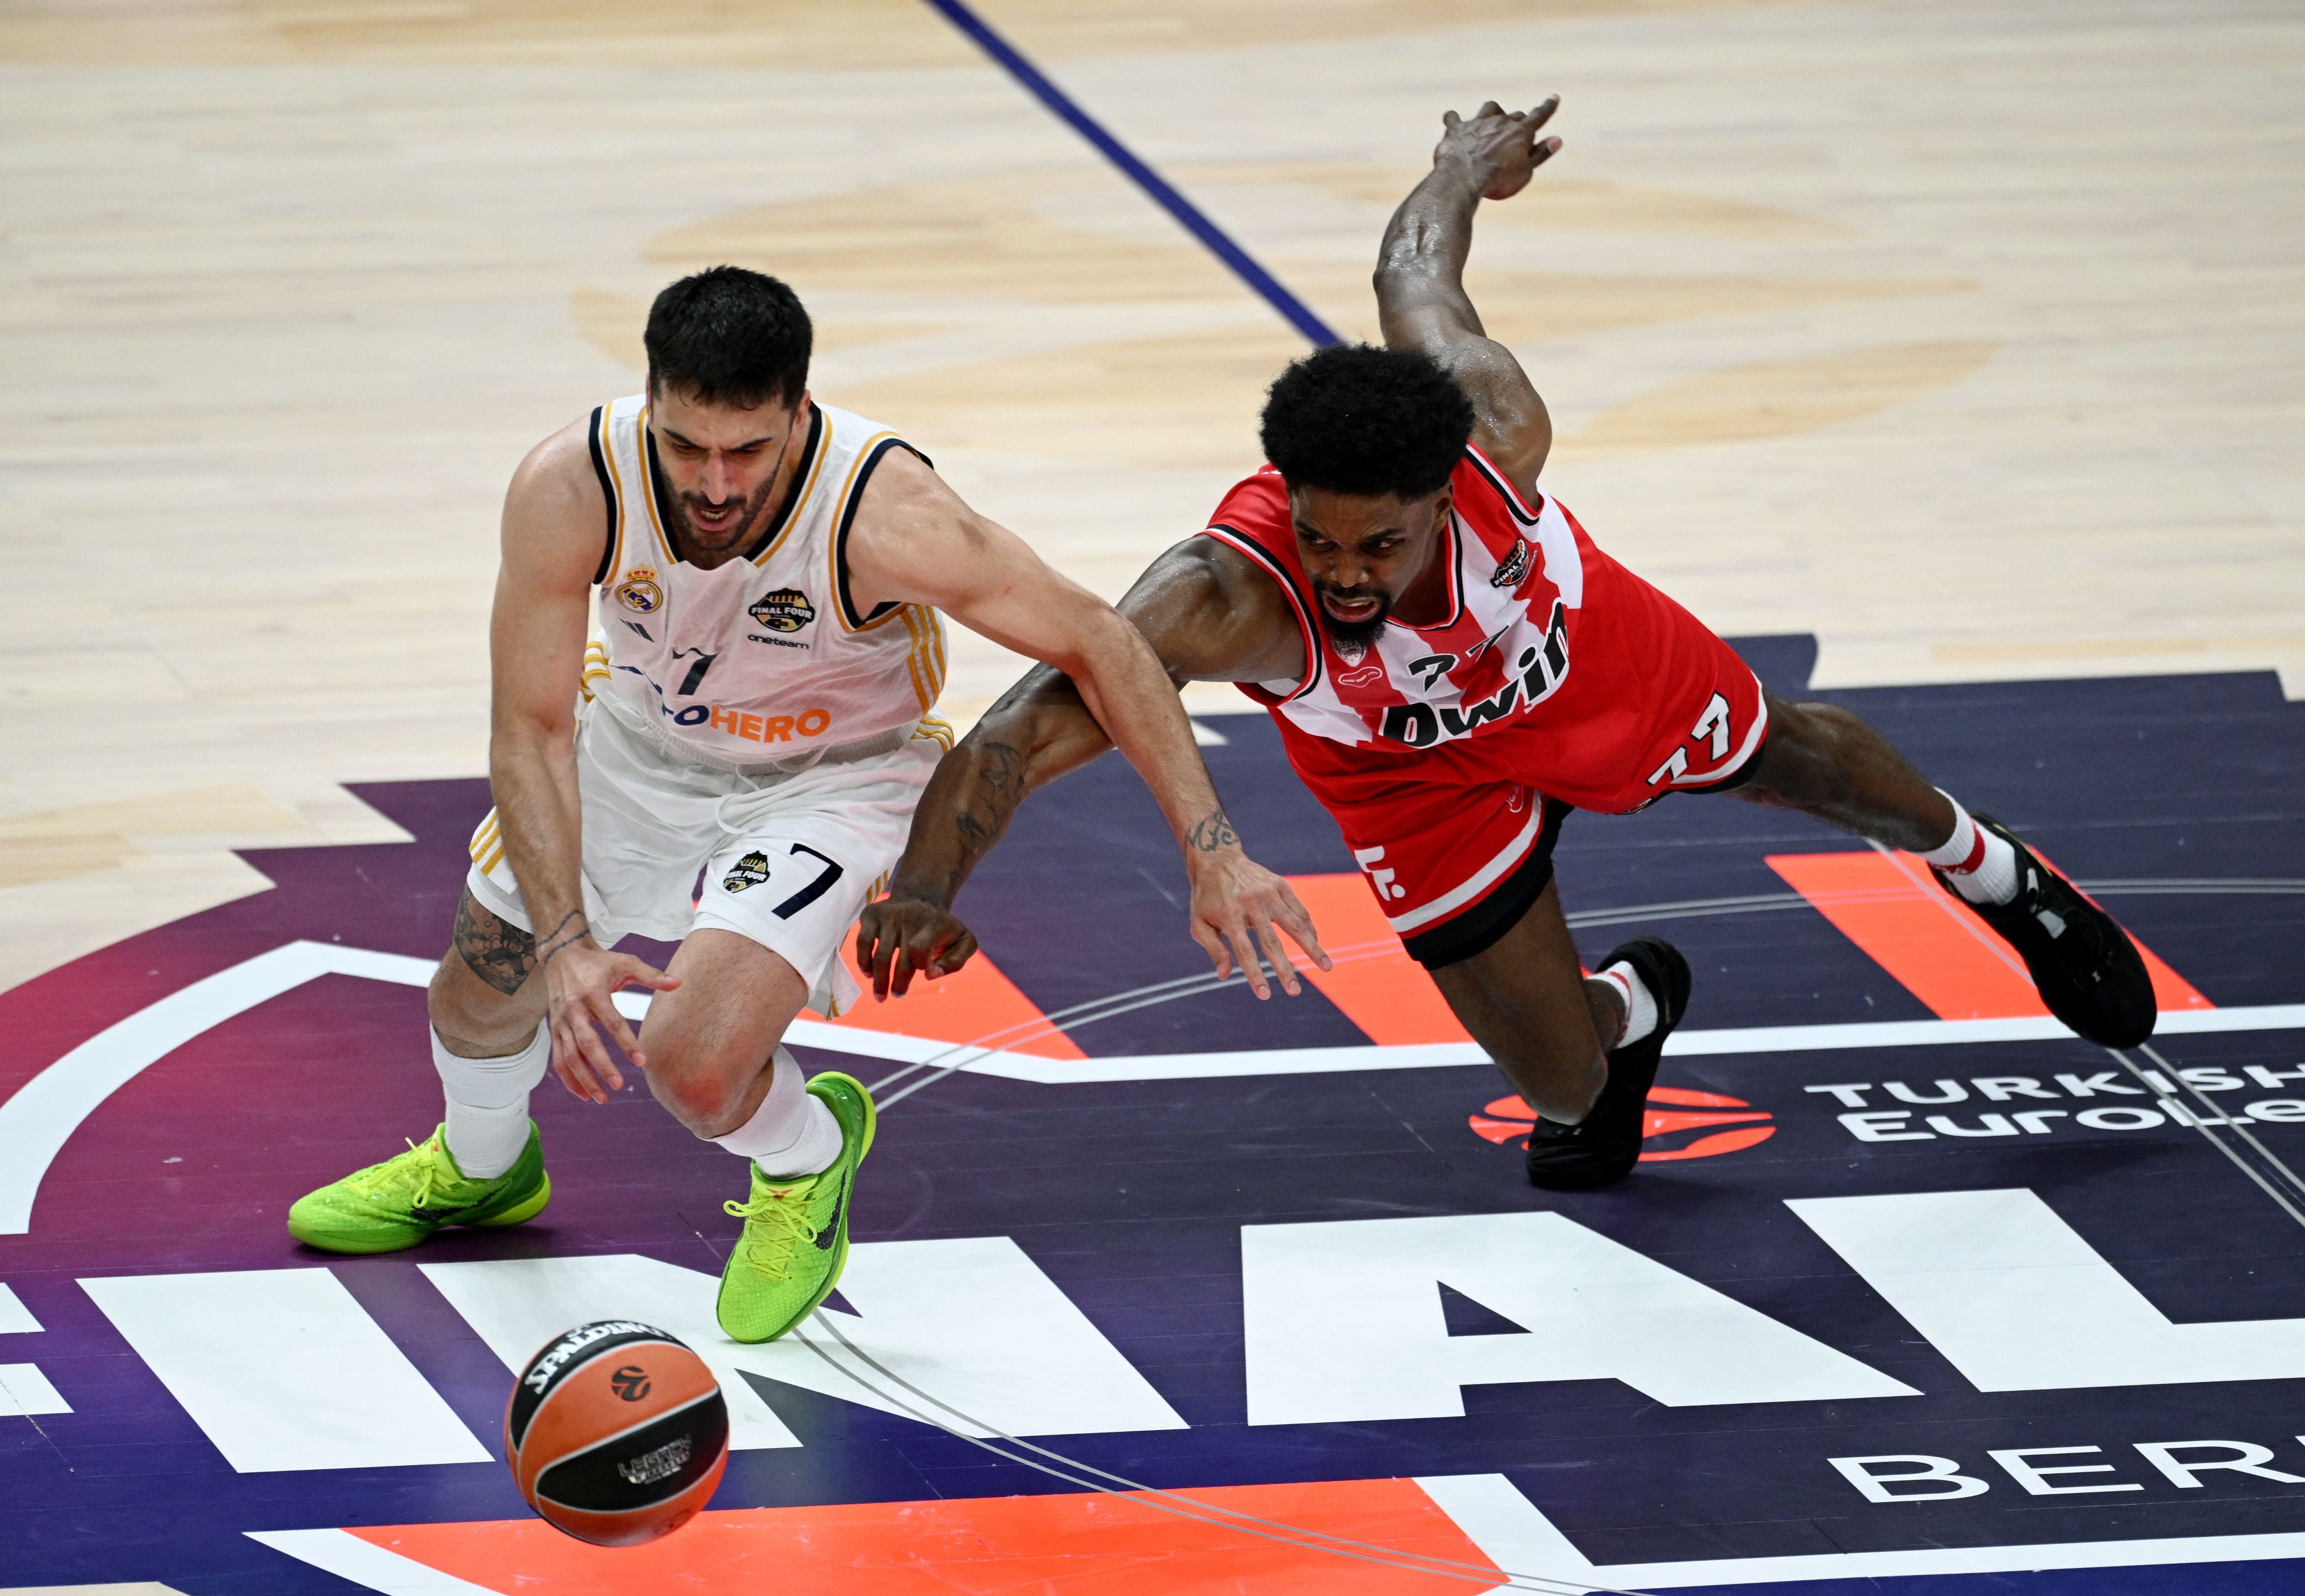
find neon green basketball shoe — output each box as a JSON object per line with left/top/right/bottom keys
{"left": 715, "top": 1073, "right": 876, "bottom": 1344}
{"left": 285, "top": 1123, "right": 552, "bottom": 1255}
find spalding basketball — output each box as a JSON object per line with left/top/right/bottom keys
{"left": 505, "top": 1320, "right": 729, "bottom": 1546}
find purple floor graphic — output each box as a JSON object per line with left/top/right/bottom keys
{"left": 4, "top": 636, "right": 2305, "bottom": 1594}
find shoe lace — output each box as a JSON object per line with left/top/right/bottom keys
{"left": 344, "top": 1138, "right": 447, "bottom": 1209}
{"left": 724, "top": 1182, "right": 820, "bottom": 1282}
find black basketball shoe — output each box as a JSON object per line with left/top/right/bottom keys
{"left": 1525, "top": 936, "right": 1692, "bottom": 1192}
{"left": 1931, "top": 814, "right": 2156, "bottom": 1049}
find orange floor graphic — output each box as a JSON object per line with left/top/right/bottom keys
{"left": 348, "top": 1477, "right": 1501, "bottom": 1594}
{"left": 809, "top": 938, "right": 1087, "bottom": 1059}
{"left": 810, "top": 850, "right": 2210, "bottom": 1065}
{"left": 1284, "top": 874, "right": 1473, "bottom": 1046}
{"left": 1764, "top": 850, "right": 2210, "bottom": 1021}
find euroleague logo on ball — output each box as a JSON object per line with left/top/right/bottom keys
{"left": 1471, "top": 1086, "right": 1776, "bottom": 1162}
{"left": 506, "top": 1321, "right": 729, "bottom": 1547}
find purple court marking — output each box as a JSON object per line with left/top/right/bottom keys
{"left": 918, "top": 0, "right": 1343, "bottom": 347}
{"left": 4, "top": 639, "right": 2305, "bottom": 1594}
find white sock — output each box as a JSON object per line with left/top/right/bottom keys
{"left": 1596, "top": 961, "right": 1659, "bottom": 1050}
{"left": 1918, "top": 791, "right": 2019, "bottom": 905}
{"left": 710, "top": 1046, "right": 843, "bottom": 1178}
{"left": 435, "top": 1022, "right": 550, "bottom": 1180}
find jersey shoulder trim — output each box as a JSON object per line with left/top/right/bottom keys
{"left": 743, "top": 402, "right": 829, "bottom": 566}
{"left": 830, "top": 433, "right": 928, "bottom": 632}
{"left": 1199, "top": 524, "right": 1323, "bottom": 705}
{"left": 894, "top": 600, "right": 947, "bottom": 712}
{"left": 587, "top": 405, "right": 618, "bottom": 586}
{"left": 1393, "top": 511, "right": 1466, "bottom": 634}
{"left": 1462, "top": 444, "right": 1545, "bottom": 526}
{"left": 628, "top": 403, "right": 676, "bottom": 565}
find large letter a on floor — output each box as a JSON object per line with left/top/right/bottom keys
{"left": 1240, "top": 1212, "right": 1916, "bottom": 1426}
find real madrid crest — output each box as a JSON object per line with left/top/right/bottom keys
{"left": 747, "top": 588, "right": 816, "bottom": 634}
{"left": 614, "top": 566, "right": 664, "bottom": 614}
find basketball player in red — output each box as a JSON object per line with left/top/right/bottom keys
{"left": 857, "top": 97, "right": 2158, "bottom": 1190}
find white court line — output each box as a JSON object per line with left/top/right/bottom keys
{"left": 0, "top": 942, "right": 433, "bottom": 1235}
{"left": 0, "top": 1283, "right": 42, "bottom": 1334}
{"left": 1419, "top": 1472, "right": 2305, "bottom": 1590}
{"left": 4, "top": 939, "right": 2301, "bottom": 1232}
{"left": 247, "top": 1530, "right": 507, "bottom": 1595}
{"left": 248, "top": 1476, "right": 2305, "bottom": 1594}
{"left": 81, "top": 1267, "right": 491, "bottom": 1472}
{"left": 0, "top": 1362, "right": 71, "bottom": 1417}
{"left": 811, "top": 1005, "right": 2305, "bottom": 1086}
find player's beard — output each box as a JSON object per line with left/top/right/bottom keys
{"left": 674, "top": 476, "right": 777, "bottom": 556}
{"left": 1314, "top": 582, "right": 1392, "bottom": 660}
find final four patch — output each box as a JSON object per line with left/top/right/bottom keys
{"left": 722, "top": 851, "right": 771, "bottom": 893}
{"left": 1491, "top": 538, "right": 1532, "bottom": 588}
{"left": 748, "top": 588, "right": 816, "bottom": 633}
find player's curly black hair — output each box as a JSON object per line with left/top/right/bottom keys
{"left": 645, "top": 265, "right": 813, "bottom": 409}
{"left": 1259, "top": 344, "right": 1474, "bottom": 499}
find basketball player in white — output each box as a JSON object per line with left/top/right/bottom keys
{"left": 288, "top": 267, "right": 1326, "bottom": 1344}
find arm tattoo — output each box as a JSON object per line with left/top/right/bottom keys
{"left": 953, "top": 742, "right": 1026, "bottom": 867}
{"left": 453, "top": 892, "right": 538, "bottom": 997}
{"left": 534, "top": 910, "right": 591, "bottom": 967}
{"left": 1188, "top": 809, "right": 1239, "bottom": 852}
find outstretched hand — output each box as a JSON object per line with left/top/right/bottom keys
{"left": 856, "top": 893, "right": 981, "bottom": 1000}
{"left": 854, "top": 855, "right": 1330, "bottom": 1006}
{"left": 1436, "top": 96, "right": 1562, "bottom": 201}
{"left": 540, "top": 939, "right": 680, "bottom": 1104}
{"left": 1187, "top": 848, "right": 1331, "bottom": 1001}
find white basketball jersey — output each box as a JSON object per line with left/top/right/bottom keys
{"left": 587, "top": 395, "right": 947, "bottom": 764}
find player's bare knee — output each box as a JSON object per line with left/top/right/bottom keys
{"left": 1496, "top": 1044, "right": 1607, "bottom": 1125}
{"left": 427, "top": 950, "right": 541, "bottom": 1057}
{"left": 1531, "top": 1072, "right": 1605, "bottom": 1126}
{"left": 449, "top": 890, "right": 539, "bottom": 996}
{"left": 644, "top": 1046, "right": 755, "bottom": 1138}
{"left": 427, "top": 890, "right": 548, "bottom": 1053}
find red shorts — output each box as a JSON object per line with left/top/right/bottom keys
{"left": 1274, "top": 621, "right": 1768, "bottom": 967}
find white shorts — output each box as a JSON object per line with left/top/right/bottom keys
{"left": 464, "top": 695, "right": 949, "bottom": 1018}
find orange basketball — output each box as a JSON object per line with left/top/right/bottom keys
{"left": 504, "top": 1320, "right": 730, "bottom": 1547}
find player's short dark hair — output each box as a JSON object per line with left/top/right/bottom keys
{"left": 644, "top": 266, "right": 812, "bottom": 409}
{"left": 1259, "top": 344, "right": 1474, "bottom": 499}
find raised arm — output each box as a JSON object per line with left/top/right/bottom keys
{"left": 844, "top": 455, "right": 1324, "bottom": 998}
{"left": 1375, "top": 96, "right": 1563, "bottom": 501}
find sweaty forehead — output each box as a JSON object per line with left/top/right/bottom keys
{"left": 652, "top": 392, "right": 794, "bottom": 450}
{"left": 1290, "top": 486, "right": 1428, "bottom": 542}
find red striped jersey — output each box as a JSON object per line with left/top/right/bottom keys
{"left": 1199, "top": 447, "right": 1766, "bottom": 815}
{"left": 1201, "top": 448, "right": 1592, "bottom": 751}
